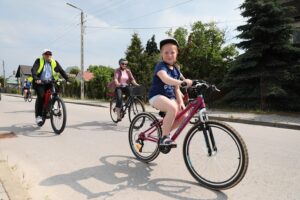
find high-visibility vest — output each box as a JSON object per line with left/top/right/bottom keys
{"left": 37, "top": 57, "right": 59, "bottom": 80}
{"left": 27, "top": 76, "right": 33, "bottom": 83}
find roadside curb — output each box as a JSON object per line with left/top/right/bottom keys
{"left": 3, "top": 94, "right": 300, "bottom": 130}
{"left": 208, "top": 116, "right": 300, "bottom": 131}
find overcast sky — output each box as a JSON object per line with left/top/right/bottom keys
{"left": 0, "top": 0, "right": 245, "bottom": 77}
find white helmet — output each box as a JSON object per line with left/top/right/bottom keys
{"left": 42, "top": 49, "right": 52, "bottom": 55}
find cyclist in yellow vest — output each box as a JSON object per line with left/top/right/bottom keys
{"left": 31, "top": 49, "right": 69, "bottom": 125}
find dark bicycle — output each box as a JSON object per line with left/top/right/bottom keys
{"left": 109, "top": 85, "right": 145, "bottom": 123}
{"left": 35, "top": 80, "right": 67, "bottom": 134}
{"left": 24, "top": 89, "right": 32, "bottom": 102}
{"left": 128, "top": 80, "right": 248, "bottom": 190}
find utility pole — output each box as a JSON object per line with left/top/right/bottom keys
{"left": 80, "top": 11, "right": 84, "bottom": 100}
{"left": 67, "top": 3, "right": 85, "bottom": 99}
{"left": 2, "top": 60, "right": 5, "bottom": 88}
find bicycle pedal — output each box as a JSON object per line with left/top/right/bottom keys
{"left": 170, "top": 143, "right": 177, "bottom": 148}
{"left": 135, "top": 143, "right": 142, "bottom": 152}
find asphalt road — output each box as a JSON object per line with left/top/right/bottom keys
{"left": 0, "top": 95, "right": 300, "bottom": 200}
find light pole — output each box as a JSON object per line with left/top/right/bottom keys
{"left": 2, "top": 60, "right": 5, "bottom": 88}
{"left": 66, "top": 2, "right": 85, "bottom": 99}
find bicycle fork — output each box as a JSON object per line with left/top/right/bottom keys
{"left": 198, "top": 109, "right": 217, "bottom": 156}
{"left": 199, "top": 124, "right": 217, "bottom": 156}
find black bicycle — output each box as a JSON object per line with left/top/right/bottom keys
{"left": 24, "top": 89, "right": 32, "bottom": 102}
{"left": 35, "top": 80, "right": 67, "bottom": 134}
{"left": 110, "top": 85, "right": 145, "bottom": 123}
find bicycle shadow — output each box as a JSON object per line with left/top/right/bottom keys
{"left": 40, "top": 155, "right": 227, "bottom": 200}
{"left": 67, "top": 121, "right": 128, "bottom": 133}
{"left": 0, "top": 123, "right": 56, "bottom": 137}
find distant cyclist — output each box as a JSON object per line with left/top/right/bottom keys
{"left": 31, "top": 49, "right": 69, "bottom": 125}
{"left": 114, "top": 58, "right": 139, "bottom": 121}
{"left": 23, "top": 78, "right": 31, "bottom": 98}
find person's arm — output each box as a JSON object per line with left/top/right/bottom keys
{"left": 114, "top": 70, "right": 121, "bottom": 87}
{"left": 31, "top": 59, "right": 40, "bottom": 80}
{"left": 55, "top": 61, "right": 69, "bottom": 81}
{"left": 128, "top": 70, "right": 139, "bottom": 86}
{"left": 157, "top": 70, "right": 183, "bottom": 86}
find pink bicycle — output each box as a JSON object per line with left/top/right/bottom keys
{"left": 128, "top": 80, "right": 248, "bottom": 190}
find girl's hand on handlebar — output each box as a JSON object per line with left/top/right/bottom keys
{"left": 184, "top": 79, "right": 193, "bottom": 87}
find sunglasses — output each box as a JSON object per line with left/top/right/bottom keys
{"left": 121, "top": 63, "right": 128, "bottom": 66}
{"left": 44, "top": 53, "right": 52, "bottom": 56}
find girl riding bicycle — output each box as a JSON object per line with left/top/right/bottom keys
{"left": 148, "top": 38, "right": 193, "bottom": 147}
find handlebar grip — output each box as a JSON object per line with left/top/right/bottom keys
{"left": 181, "top": 81, "right": 187, "bottom": 87}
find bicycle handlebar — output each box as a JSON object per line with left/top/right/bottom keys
{"left": 191, "top": 80, "right": 221, "bottom": 93}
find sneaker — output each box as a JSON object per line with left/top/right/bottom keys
{"left": 159, "top": 135, "right": 177, "bottom": 148}
{"left": 36, "top": 116, "right": 43, "bottom": 125}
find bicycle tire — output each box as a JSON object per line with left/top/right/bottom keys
{"left": 128, "top": 98, "right": 145, "bottom": 123}
{"left": 50, "top": 97, "right": 67, "bottom": 134}
{"left": 109, "top": 98, "right": 119, "bottom": 123}
{"left": 28, "top": 94, "right": 32, "bottom": 102}
{"left": 129, "top": 112, "right": 161, "bottom": 163}
{"left": 183, "top": 120, "right": 248, "bottom": 190}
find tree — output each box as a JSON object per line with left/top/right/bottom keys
{"left": 0, "top": 76, "right": 4, "bottom": 87}
{"left": 69, "top": 67, "right": 80, "bottom": 75}
{"left": 145, "top": 35, "right": 159, "bottom": 55}
{"left": 126, "top": 33, "right": 160, "bottom": 99}
{"left": 87, "top": 65, "right": 114, "bottom": 99}
{"left": 223, "top": 0, "right": 300, "bottom": 111}
{"left": 168, "top": 22, "right": 238, "bottom": 84}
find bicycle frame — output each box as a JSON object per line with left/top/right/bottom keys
{"left": 138, "top": 95, "right": 207, "bottom": 143}
{"left": 122, "top": 96, "right": 136, "bottom": 112}
{"left": 42, "top": 82, "right": 59, "bottom": 113}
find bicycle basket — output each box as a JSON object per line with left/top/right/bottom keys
{"left": 129, "top": 86, "right": 145, "bottom": 96}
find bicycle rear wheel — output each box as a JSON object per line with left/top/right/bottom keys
{"left": 109, "top": 98, "right": 119, "bottom": 123}
{"left": 183, "top": 120, "right": 248, "bottom": 190}
{"left": 50, "top": 97, "right": 67, "bottom": 134}
{"left": 129, "top": 112, "right": 161, "bottom": 163}
{"left": 128, "top": 98, "right": 145, "bottom": 123}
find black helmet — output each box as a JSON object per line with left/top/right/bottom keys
{"left": 119, "top": 58, "right": 128, "bottom": 65}
{"left": 159, "top": 38, "right": 179, "bottom": 50}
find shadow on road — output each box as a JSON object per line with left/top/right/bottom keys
{"left": 0, "top": 123, "right": 56, "bottom": 137}
{"left": 4, "top": 109, "right": 35, "bottom": 114}
{"left": 40, "top": 155, "right": 227, "bottom": 200}
{"left": 67, "top": 121, "right": 128, "bottom": 133}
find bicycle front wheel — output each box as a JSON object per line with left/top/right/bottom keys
{"left": 28, "top": 93, "right": 32, "bottom": 102}
{"left": 109, "top": 98, "right": 119, "bottom": 123}
{"left": 183, "top": 120, "right": 248, "bottom": 190}
{"left": 50, "top": 97, "right": 67, "bottom": 134}
{"left": 128, "top": 98, "right": 145, "bottom": 122}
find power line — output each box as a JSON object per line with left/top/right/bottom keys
{"left": 47, "top": 23, "right": 80, "bottom": 47}
{"left": 85, "top": 0, "right": 134, "bottom": 21}
{"left": 116, "top": 0, "right": 195, "bottom": 25}
{"left": 85, "top": 19, "right": 244, "bottom": 31}
{"left": 85, "top": 25, "right": 187, "bottom": 30}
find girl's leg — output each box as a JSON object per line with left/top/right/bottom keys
{"left": 170, "top": 107, "right": 189, "bottom": 131}
{"left": 151, "top": 95, "right": 178, "bottom": 137}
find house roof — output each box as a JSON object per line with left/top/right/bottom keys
{"left": 76, "top": 71, "right": 94, "bottom": 81}
{"left": 15, "top": 65, "right": 32, "bottom": 78}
